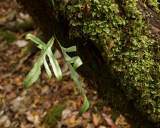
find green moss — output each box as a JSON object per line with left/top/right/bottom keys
{"left": 44, "top": 104, "right": 66, "bottom": 128}
{"left": 52, "top": 0, "right": 160, "bottom": 125}
{"left": 0, "top": 31, "right": 17, "bottom": 43}
{"left": 145, "top": 0, "right": 160, "bottom": 12}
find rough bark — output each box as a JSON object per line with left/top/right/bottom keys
{"left": 17, "top": 0, "right": 160, "bottom": 127}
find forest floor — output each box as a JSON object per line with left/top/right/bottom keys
{"left": 0, "top": 0, "right": 130, "bottom": 128}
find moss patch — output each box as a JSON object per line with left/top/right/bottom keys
{"left": 0, "top": 31, "right": 17, "bottom": 43}
{"left": 145, "top": 0, "right": 160, "bottom": 12}
{"left": 44, "top": 104, "right": 66, "bottom": 128}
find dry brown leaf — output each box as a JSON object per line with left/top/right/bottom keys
{"left": 124, "top": 124, "right": 131, "bottom": 128}
{"left": 0, "top": 115, "right": 11, "bottom": 127}
{"left": 62, "top": 108, "right": 72, "bottom": 120}
{"left": 92, "top": 113, "right": 101, "bottom": 126}
{"left": 99, "top": 125, "right": 107, "bottom": 128}
{"left": 68, "top": 115, "right": 82, "bottom": 128}
{"left": 115, "top": 114, "right": 129, "bottom": 126}
{"left": 21, "top": 123, "right": 32, "bottom": 128}
{"left": 82, "top": 112, "right": 91, "bottom": 119}
{"left": 72, "top": 102, "right": 78, "bottom": 110}
{"left": 0, "top": 36, "right": 4, "bottom": 41}
{"left": 15, "top": 77, "right": 22, "bottom": 86}
{"left": 70, "top": 115, "right": 76, "bottom": 124}
{"left": 86, "top": 123, "right": 95, "bottom": 128}
{"left": 26, "top": 111, "right": 34, "bottom": 122}
{"left": 102, "top": 113, "right": 117, "bottom": 128}
{"left": 54, "top": 49, "right": 62, "bottom": 59}
{"left": 34, "top": 115, "right": 40, "bottom": 125}
{"left": 41, "top": 86, "right": 49, "bottom": 94}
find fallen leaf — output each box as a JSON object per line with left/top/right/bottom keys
{"left": 54, "top": 49, "right": 62, "bottom": 59}
{"left": 72, "top": 101, "right": 78, "bottom": 110}
{"left": 62, "top": 63, "right": 68, "bottom": 73}
{"left": 62, "top": 108, "right": 72, "bottom": 120}
{"left": 19, "top": 12, "right": 30, "bottom": 20}
{"left": 0, "top": 115, "right": 11, "bottom": 127}
{"left": 21, "top": 123, "right": 32, "bottom": 128}
{"left": 102, "top": 113, "right": 117, "bottom": 128}
{"left": 82, "top": 112, "right": 91, "bottom": 119}
{"left": 86, "top": 123, "right": 95, "bottom": 128}
{"left": 41, "top": 86, "right": 49, "bottom": 94}
{"left": 15, "top": 76, "right": 22, "bottom": 86}
{"left": 34, "top": 115, "right": 40, "bottom": 125}
{"left": 99, "top": 125, "right": 107, "bottom": 128}
{"left": 0, "top": 35, "right": 4, "bottom": 41}
{"left": 68, "top": 115, "right": 82, "bottom": 128}
{"left": 26, "top": 111, "right": 34, "bottom": 122}
{"left": 69, "top": 115, "right": 76, "bottom": 124}
{"left": 116, "top": 115, "right": 129, "bottom": 126}
{"left": 11, "top": 96, "right": 25, "bottom": 112}
{"left": 92, "top": 113, "right": 101, "bottom": 126}
{"left": 15, "top": 40, "right": 28, "bottom": 47}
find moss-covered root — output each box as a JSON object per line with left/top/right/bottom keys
{"left": 44, "top": 104, "right": 66, "bottom": 128}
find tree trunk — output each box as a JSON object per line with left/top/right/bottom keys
{"left": 17, "top": 0, "right": 160, "bottom": 127}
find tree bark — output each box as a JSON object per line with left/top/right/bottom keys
{"left": 17, "top": 0, "right": 160, "bottom": 127}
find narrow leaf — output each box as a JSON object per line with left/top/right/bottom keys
{"left": 62, "top": 46, "right": 77, "bottom": 53}
{"left": 73, "top": 57, "right": 83, "bottom": 69}
{"left": 67, "top": 63, "right": 79, "bottom": 87}
{"left": 44, "top": 57, "right": 52, "bottom": 79}
{"left": 79, "top": 95, "right": 89, "bottom": 115}
{"left": 51, "top": 0, "right": 55, "bottom": 6}
{"left": 46, "top": 37, "right": 62, "bottom": 81}
{"left": 24, "top": 62, "right": 42, "bottom": 89}
{"left": 65, "top": 55, "right": 79, "bottom": 64}
{"left": 24, "top": 35, "right": 55, "bottom": 88}
{"left": 56, "top": 38, "right": 76, "bottom": 53}
{"left": 25, "top": 34, "right": 46, "bottom": 49}
{"left": 57, "top": 37, "right": 89, "bottom": 114}
{"left": 48, "top": 49, "right": 62, "bottom": 81}
{"left": 67, "top": 62, "right": 89, "bottom": 114}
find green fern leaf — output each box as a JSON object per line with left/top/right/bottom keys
{"left": 25, "top": 34, "right": 46, "bottom": 49}
{"left": 44, "top": 57, "right": 52, "bottom": 79}
{"left": 24, "top": 62, "right": 42, "bottom": 89}
{"left": 24, "top": 34, "right": 62, "bottom": 88}
{"left": 24, "top": 33, "right": 89, "bottom": 114}
{"left": 56, "top": 39, "right": 89, "bottom": 114}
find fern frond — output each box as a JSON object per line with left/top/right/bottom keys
{"left": 24, "top": 34, "right": 62, "bottom": 89}
{"left": 24, "top": 34, "right": 89, "bottom": 114}
{"left": 56, "top": 38, "right": 89, "bottom": 114}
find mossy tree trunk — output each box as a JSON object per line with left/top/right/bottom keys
{"left": 17, "top": 0, "right": 160, "bottom": 127}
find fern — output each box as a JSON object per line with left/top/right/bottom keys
{"left": 24, "top": 34, "right": 62, "bottom": 88}
{"left": 56, "top": 37, "right": 89, "bottom": 114}
{"left": 24, "top": 34, "right": 89, "bottom": 114}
